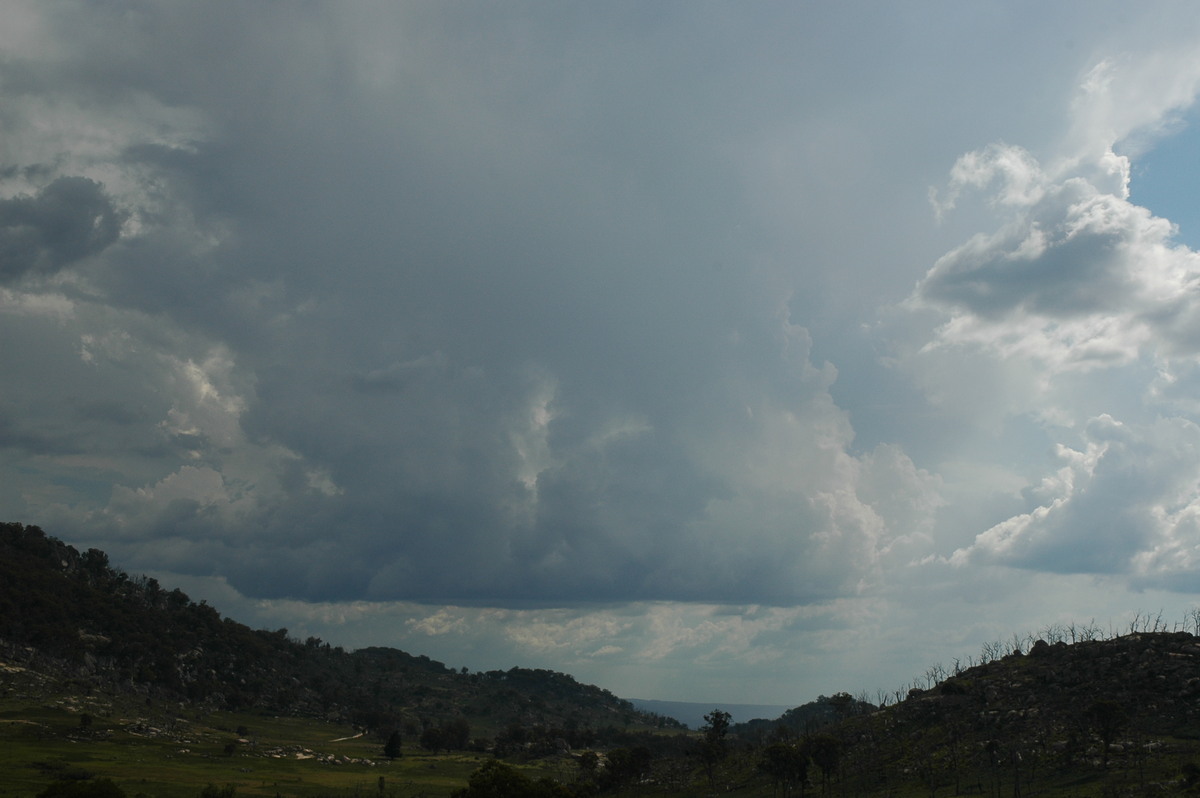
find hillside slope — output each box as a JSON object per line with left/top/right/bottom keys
{"left": 808, "top": 632, "right": 1200, "bottom": 795}
{"left": 0, "top": 522, "right": 678, "bottom": 746}
{"left": 12, "top": 519, "right": 1200, "bottom": 796}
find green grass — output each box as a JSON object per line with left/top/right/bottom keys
{"left": 0, "top": 660, "right": 644, "bottom": 798}
{"left": 13, "top": 661, "right": 1200, "bottom": 797}
{"left": 0, "top": 691, "right": 491, "bottom": 798}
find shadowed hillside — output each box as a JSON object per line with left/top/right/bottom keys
{"left": 736, "top": 631, "right": 1200, "bottom": 796}
{"left": 9, "top": 520, "right": 1200, "bottom": 796}
{"left": 0, "top": 522, "right": 679, "bottom": 746}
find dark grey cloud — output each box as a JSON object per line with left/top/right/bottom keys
{"left": 0, "top": 176, "right": 121, "bottom": 282}
{"left": 921, "top": 178, "right": 1143, "bottom": 320}
{"left": 13, "top": 5, "right": 1200, "bottom": 712}
{"left": 0, "top": 3, "right": 1083, "bottom": 608}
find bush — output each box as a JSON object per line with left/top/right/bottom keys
{"left": 37, "top": 779, "right": 126, "bottom": 798}
{"left": 199, "top": 785, "right": 236, "bottom": 798}
{"left": 452, "top": 759, "right": 575, "bottom": 797}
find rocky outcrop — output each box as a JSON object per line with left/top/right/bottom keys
{"left": 922, "top": 632, "right": 1200, "bottom": 732}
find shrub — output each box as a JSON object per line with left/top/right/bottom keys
{"left": 37, "top": 779, "right": 126, "bottom": 798}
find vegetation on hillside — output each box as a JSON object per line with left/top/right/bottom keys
{"left": 0, "top": 522, "right": 677, "bottom": 743}
{"left": 9, "top": 521, "right": 1200, "bottom": 796}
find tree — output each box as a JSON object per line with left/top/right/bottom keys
{"left": 81, "top": 548, "right": 109, "bottom": 581}
{"left": 384, "top": 730, "right": 403, "bottom": 760}
{"left": 703, "top": 709, "right": 732, "bottom": 741}
{"left": 760, "top": 742, "right": 809, "bottom": 798}
{"left": 451, "top": 759, "right": 573, "bottom": 798}
{"left": 699, "top": 709, "right": 732, "bottom": 787}
{"left": 1085, "top": 700, "right": 1128, "bottom": 770}
{"left": 603, "top": 746, "right": 652, "bottom": 790}
{"left": 198, "top": 786, "right": 236, "bottom": 798}
{"left": 444, "top": 717, "right": 471, "bottom": 750}
{"left": 578, "top": 750, "right": 599, "bottom": 776}
{"left": 421, "top": 725, "right": 442, "bottom": 752}
{"left": 805, "top": 735, "right": 842, "bottom": 795}
{"left": 422, "top": 720, "right": 473, "bottom": 752}
{"left": 827, "top": 692, "right": 854, "bottom": 720}
{"left": 37, "top": 781, "right": 126, "bottom": 798}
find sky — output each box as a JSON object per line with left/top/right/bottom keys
{"left": 8, "top": 2, "right": 1200, "bottom": 707}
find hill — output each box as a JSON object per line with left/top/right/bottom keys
{"left": 0, "top": 522, "right": 679, "bottom": 749}
{"left": 740, "top": 630, "right": 1200, "bottom": 796}
{"left": 10, "top": 519, "right": 1200, "bottom": 796}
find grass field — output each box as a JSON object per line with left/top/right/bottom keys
{"left": 0, "top": 703, "right": 502, "bottom": 797}
{"left": 0, "top": 666, "right": 513, "bottom": 798}
{"left": 11, "top": 656, "right": 1194, "bottom": 797}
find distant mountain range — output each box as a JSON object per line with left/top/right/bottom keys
{"left": 626, "top": 698, "right": 792, "bottom": 729}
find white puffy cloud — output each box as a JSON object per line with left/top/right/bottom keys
{"left": 918, "top": 144, "right": 1200, "bottom": 373}
{"left": 906, "top": 48, "right": 1200, "bottom": 597}
{"left": 952, "top": 415, "right": 1200, "bottom": 574}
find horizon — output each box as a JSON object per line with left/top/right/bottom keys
{"left": 146, "top": 564, "right": 1200, "bottom": 707}
{"left": 7, "top": 2, "right": 1200, "bottom": 706}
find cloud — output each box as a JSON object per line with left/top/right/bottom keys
{"left": 952, "top": 415, "right": 1200, "bottom": 574}
{"left": 939, "top": 408, "right": 1200, "bottom": 598}
{"left": 916, "top": 144, "right": 1200, "bottom": 372}
{"left": 1064, "top": 48, "right": 1200, "bottom": 159}
{"left": 0, "top": 1, "right": 961, "bottom": 609}
{"left": 198, "top": 589, "right": 877, "bottom": 702}
{"left": 905, "top": 50, "right": 1200, "bottom": 595}
{"left": 0, "top": 177, "right": 122, "bottom": 281}
{"left": 13, "top": 2, "right": 1200, "bottom": 703}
